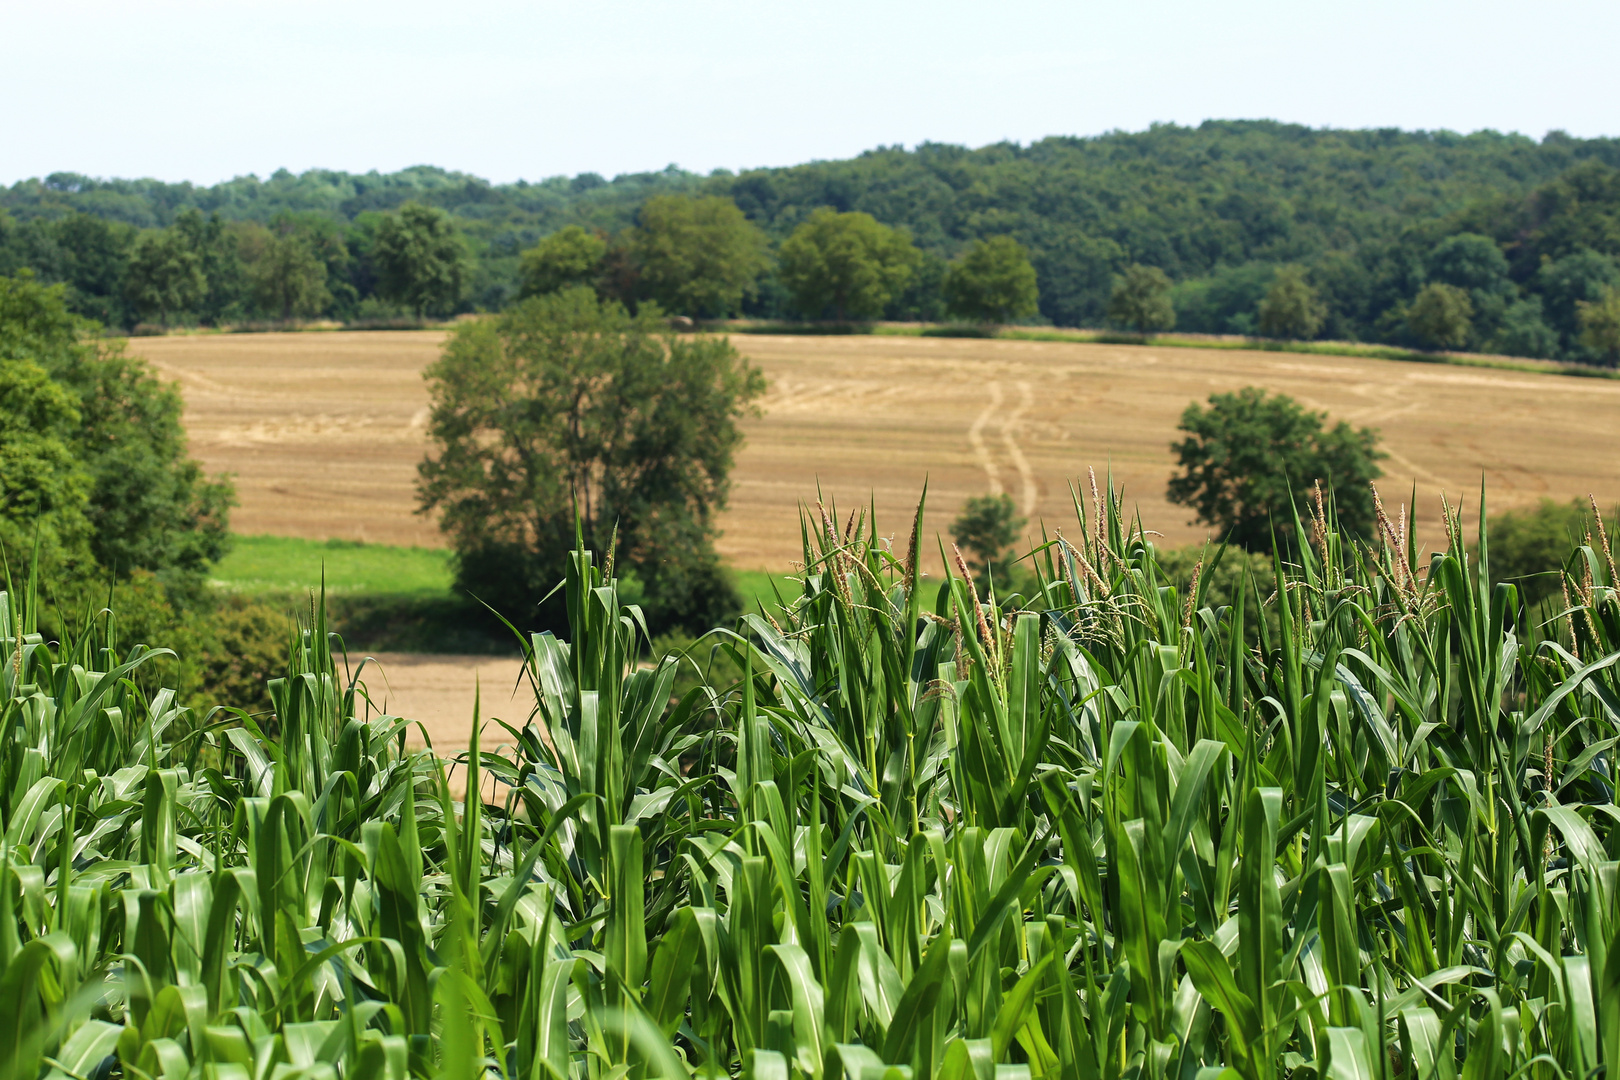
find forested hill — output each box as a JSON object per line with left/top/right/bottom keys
{"left": 7, "top": 121, "right": 1620, "bottom": 360}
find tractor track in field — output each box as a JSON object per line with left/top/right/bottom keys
{"left": 968, "top": 380, "right": 1039, "bottom": 516}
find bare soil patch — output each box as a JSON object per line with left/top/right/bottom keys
{"left": 353, "top": 651, "right": 533, "bottom": 797}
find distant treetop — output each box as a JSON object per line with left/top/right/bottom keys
{"left": 8, "top": 123, "right": 1620, "bottom": 360}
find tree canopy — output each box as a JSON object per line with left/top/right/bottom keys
{"left": 1485, "top": 497, "right": 1615, "bottom": 604}
{"left": 951, "top": 493, "right": 1025, "bottom": 591}
{"left": 417, "top": 286, "right": 765, "bottom": 633}
{"left": 1577, "top": 286, "right": 1620, "bottom": 361}
{"left": 1406, "top": 282, "right": 1474, "bottom": 349}
{"left": 518, "top": 225, "right": 606, "bottom": 299}
{"left": 628, "top": 195, "right": 769, "bottom": 317}
{"left": 123, "top": 228, "right": 204, "bottom": 325}
{"left": 942, "top": 236, "right": 1039, "bottom": 323}
{"left": 13, "top": 124, "right": 1620, "bottom": 361}
{"left": 250, "top": 230, "right": 330, "bottom": 319}
{"left": 778, "top": 208, "right": 919, "bottom": 321}
{"left": 1256, "top": 266, "right": 1324, "bottom": 339}
{"left": 374, "top": 202, "right": 467, "bottom": 317}
{"left": 0, "top": 356, "right": 90, "bottom": 573}
{"left": 1107, "top": 264, "right": 1175, "bottom": 332}
{"left": 0, "top": 273, "right": 233, "bottom": 584}
{"left": 1166, "top": 387, "right": 1385, "bottom": 552}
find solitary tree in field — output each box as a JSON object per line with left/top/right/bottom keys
{"left": 374, "top": 202, "right": 467, "bottom": 318}
{"left": 1106, "top": 264, "right": 1175, "bottom": 333}
{"left": 630, "top": 195, "right": 770, "bottom": 317}
{"left": 250, "top": 230, "right": 331, "bottom": 320}
{"left": 518, "top": 226, "right": 607, "bottom": 299}
{"left": 1256, "top": 265, "right": 1325, "bottom": 340}
{"left": 778, "top": 207, "right": 919, "bottom": 321}
{"left": 1406, "top": 282, "right": 1473, "bottom": 350}
{"left": 417, "top": 286, "right": 766, "bottom": 632}
{"left": 951, "top": 493, "right": 1025, "bottom": 591}
{"left": 124, "top": 229, "right": 206, "bottom": 325}
{"left": 1167, "top": 387, "right": 1384, "bottom": 551}
{"left": 943, "top": 236, "right": 1040, "bottom": 324}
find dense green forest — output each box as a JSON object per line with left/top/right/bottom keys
{"left": 8, "top": 120, "right": 1620, "bottom": 361}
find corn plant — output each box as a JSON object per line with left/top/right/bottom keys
{"left": 6, "top": 480, "right": 1620, "bottom": 1080}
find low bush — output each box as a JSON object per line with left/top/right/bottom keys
{"left": 1485, "top": 495, "right": 1619, "bottom": 604}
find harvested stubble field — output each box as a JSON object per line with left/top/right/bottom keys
{"left": 131, "top": 329, "right": 1620, "bottom": 569}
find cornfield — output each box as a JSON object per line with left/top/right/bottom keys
{"left": 7, "top": 481, "right": 1620, "bottom": 1080}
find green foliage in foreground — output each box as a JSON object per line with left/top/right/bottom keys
{"left": 10, "top": 481, "right": 1620, "bottom": 1080}
{"left": 1, "top": 272, "right": 234, "bottom": 587}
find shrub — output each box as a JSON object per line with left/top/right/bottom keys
{"left": 950, "top": 492, "right": 1025, "bottom": 591}
{"left": 1485, "top": 496, "right": 1618, "bottom": 604}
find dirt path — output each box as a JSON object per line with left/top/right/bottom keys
{"left": 346, "top": 651, "right": 534, "bottom": 799}
{"left": 352, "top": 651, "right": 533, "bottom": 753}
{"left": 967, "top": 379, "right": 1039, "bottom": 516}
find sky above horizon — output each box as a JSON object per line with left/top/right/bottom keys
{"left": 2, "top": 0, "right": 1614, "bottom": 187}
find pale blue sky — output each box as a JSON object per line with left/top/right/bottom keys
{"left": 2, "top": 0, "right": 1613, "bottom": 186}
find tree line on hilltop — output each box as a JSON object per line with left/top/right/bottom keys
{"left": 6, "top": 121, "right": 1620, "bottom": 361}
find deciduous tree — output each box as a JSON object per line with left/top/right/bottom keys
{"left": 1490, "top": 297, "right": 1559, "bottom": 358}
{"left": 250, "top": 230, "right": 331, "bottom": 320}
{"left": 1577, "top": 285, "right": 1620, "bottom": 364}
{"left": 0, "top": 356, "right": 90, "bottom": 571}
{"left": 778, "top": 207, "right": 919, "bottom": 321}
{"left": 51, "top": 213, "right": 136, "bottom": 327}
{"left": 1256, "top": 265, "right": 1324, "bottom": 339}
{"left": 630, "top": 196, "right": 768, "bottom": 317}
{"left": 124, "top": 228, "right": 205, "bottom": 325}
{"left": 942, "top": 236, "right": 1039, "bottom": 324}
{"left": 1406, "top": 282, "right": 1473, "bottom": 349}
{"left": 374, "top": 202, "right": 467, "bottom": 318}
{"left": 1106, "top": 264, "right": 1175, "bottom": 333}
{"left": 951, "top": 493, "right": 1025, "bottom": 590}
{"left": 175, "top": 208, "right": 247, "bottom": 325}
{"left": 1536, "top": 250, "right": 1620, "bottom": 356}
{"left": 0, "top": 273, "right": 233, "bottom": 583}
{"left": 518, "top": 225, "right": 607, "bottom": 299}
{"left": 1166, "top": 387, "right": 1384, "bottom": 551}
{"left": 417, "top": 286, "right": 765, "bottom": 632}
{"left": 1486, "top": 497, "right": 1616, "bottom": 603}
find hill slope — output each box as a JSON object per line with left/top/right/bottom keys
{"left": 9, "top": 121, "right": 1620, "bottom": 357}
